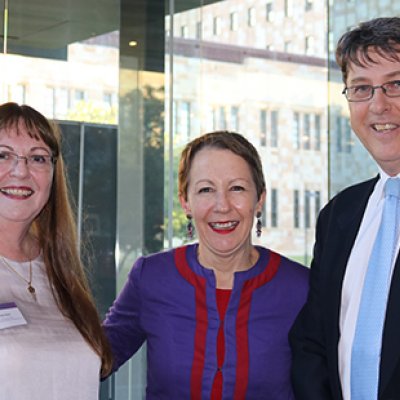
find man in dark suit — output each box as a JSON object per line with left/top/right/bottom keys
{"left": 290, "top": 17, "right": 400, "bottom": 400}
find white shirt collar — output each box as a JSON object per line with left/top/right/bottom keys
{"left": 373, "top": 167, "right": 400, "bottom": 206}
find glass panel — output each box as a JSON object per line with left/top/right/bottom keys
{"left": 82, "top": 125, "right": 117, "bottom": 315}
{"left": 260, "top": 109, "right": 267, "bottom": 147}
{"left": 303, "top": 113, "right": 311, "bottom": 150}
{"left": 315, "top": 114, "right": 321, "bottom": 151}
{"left": 114, "top": 1, "right": 165, "bottom": 397}
{"left": 294, "top": 189, "right": 300, "bottom": 229}
{"left": 167, "top": 0, "right": 329, "bottom": 268}
{"left": 271, "top": 188, "right": 278, "bottom": 228}
{"left": 60, "top": 122, "right": 117, "bottom": 316}
{"left": 293, "top": 111, "right": 301, "bottom": 150}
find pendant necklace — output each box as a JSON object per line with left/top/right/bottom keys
{"left": 1, "top": 257, "right": 37, "bottom": 301}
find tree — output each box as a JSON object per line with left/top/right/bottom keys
{"left": 66, "top": 100, "right": 117, "bottom": 124}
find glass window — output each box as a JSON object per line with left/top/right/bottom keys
{"left": 212, "top": 108, "right": 218, "bottom": 130}
{"left": 285, "top": 0, "right": 293, "bottom": 17}
{"left": 196, "top": 21, "right": 202, "bottom": 39}
{"left": 177, "top": 101, "right": 191, "bottom": 143}
{"left": 305, "top": 190, "right": 311, "bottom": 229}
{"left": 303, "top": 113, "right": 311, "bottom": 150}
{"left": 230, "top": 106, "right": 239, "bottom": 131}
{"left": 336, "top": 115, "right": 343, "bottom": 153}
{"left": 294, "top": 190, "right": 300, "bottom": 228}
{"left": 328, "top": 30, "right": 334, "bottom": 53}
{"left": 315, "top": 114, "right": 321, "bottom": 151}
{"left": 271, "top": 188, "right": 278, "bottom": 228}
{"left": 260, "top": 109, "right": 267, "bottom": 146}
{"left": 293, "top": 112, "right": 301, "bottom": 149}
{"left": 271, "top": 110, "right": 278, "bottom": 148}
{"left": 74, "top": 90, "right": 85, "bottom": 102}
{"left": 248, "top": 8, "right": 256, "bottom": 27}
{"left": 305, "top": 35, "right": 315, "bottom": 55}
{"left": 219, "top": 106, "right": 226, "bottom": 129}
{"left": 213, "top": 16, "right": 221, "bottom": 36}
{"left": 266, "top": 2, "right": 274, "bottom": 22}
{"left": 314, "top": 190, "right": 321, "bottom": 219}
{"left": 103, "top": 92, "right": 113, "bottom": 107}
{"left": 262, "top": 202, "right": 267, "bottom": 227}
{"left": 230, "top": 12, "right": 238, "bottom": 31}
{"left": 181, "top": 25, "right": 188, "bottom": 38}
{"left": 345, "top": 118, "right": 352, "bottom": 153}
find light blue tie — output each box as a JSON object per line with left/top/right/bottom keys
{"left": 351, "top": 178, "right": 400, "bottom": 400}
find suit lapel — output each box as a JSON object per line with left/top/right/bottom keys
{"left": 327, "top": 176, "right": 400, "bottom": 396}
{"left": 380, "top": 252, "right": 400, "bottom": 392}
{"left": 324, "top": 177, "right": 378, "bottom": 399}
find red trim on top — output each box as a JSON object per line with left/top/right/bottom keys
{"left": 211, "top": 289, "right": 232, "bottom": 400}
{"left": 175, "top": 246, "right": 208, "bottom": 400}
{"left": 233, "top": 250, "right": 282, "bottom": 400}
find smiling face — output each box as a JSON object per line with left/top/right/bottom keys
{"left": 0, "top": 120, "right": 54, "bottom": 229}
{"left": 347, "top": 51, "right": 400, "bottom": 176}
{"left": 180, "top": 147, "right": 265, "bottom": 265}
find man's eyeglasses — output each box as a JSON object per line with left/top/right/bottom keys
{"left": 342, "top": 80, "right": 400, "bottom": 102}
{"left": 0, "top": 151, "right": 57, "bottom": 172}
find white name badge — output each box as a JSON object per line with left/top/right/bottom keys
{"left": 0, "top": 302, "right": 28, "bottom": 330}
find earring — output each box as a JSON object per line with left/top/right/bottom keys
{"left": 256, "top": 211, "right": 262, "bottom": 238}
{"left": 186, "top": 215, "right": 194, "bottom": 240}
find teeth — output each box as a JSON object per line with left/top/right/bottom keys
{"left": 0, "top": 188, "right": 33, "bottom": 197}
{"left": 210, "top": 221, "right": 238, "bottom": 229}
{"left": 374, "top": 123, "right": 397, "bottom": 131}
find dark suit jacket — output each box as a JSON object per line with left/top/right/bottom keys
{"left": 289, "top": 176, "right": 400, "bottom": 400}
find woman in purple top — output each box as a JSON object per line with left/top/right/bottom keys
{"left": 104, "top": 131, "right": 309, "bottom": 399}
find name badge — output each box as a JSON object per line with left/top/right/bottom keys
{"left": 0, "top": 302, "right": 28, "bottom": 330}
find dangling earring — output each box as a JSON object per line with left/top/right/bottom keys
{"left": 186, "top": 214, "right": 194, "bottom": 240}
{"left": 256, "top": 211, "right": 262, "bottom": 238}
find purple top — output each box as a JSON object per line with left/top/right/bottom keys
{"left": 104, "top": 244, "right": 309, "bottom": 399}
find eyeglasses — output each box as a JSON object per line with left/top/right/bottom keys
{"left": 0, "top": 151, "right": 57, "bottom": 172}
{"left": 342, "top": 80, "right": 400, "bottom": 102}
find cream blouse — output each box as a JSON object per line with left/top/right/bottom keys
{"left": 0, "top": 255, "right": 101, "bottom": 400}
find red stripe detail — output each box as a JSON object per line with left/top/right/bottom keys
{"left": 175, "top": 246, "right": 208, "bottom": 400}
{"left": 211, "top": 289, "right": 232, "bottom": 400}
{"left": 233, "top": 251, "right": 282, "bottom": 400}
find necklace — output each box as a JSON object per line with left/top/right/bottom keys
{"left": 1, "top": 257, "right": 37, "bottom": 301}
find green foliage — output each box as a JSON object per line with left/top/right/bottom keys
{"left": 163, "top": 141, "right": 189, "bottom": 240}
{"left": 66, "top": 100, "right": 117, "bottom": 124}
{"left": 144, "top": 108, "right": 164, "bottom": 252}
{"left": 172, "top": 209, "right": 188, "bottom": 237}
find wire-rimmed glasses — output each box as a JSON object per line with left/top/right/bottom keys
{"left": 342, "top": 80, "right": 400, "bottom": 102}
{"left": 0, "top": 151, "right": 57, "bottom": 172}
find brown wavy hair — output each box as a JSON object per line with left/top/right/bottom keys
{"left": 0, "top": 102, "right": 112, "bottom": 377}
